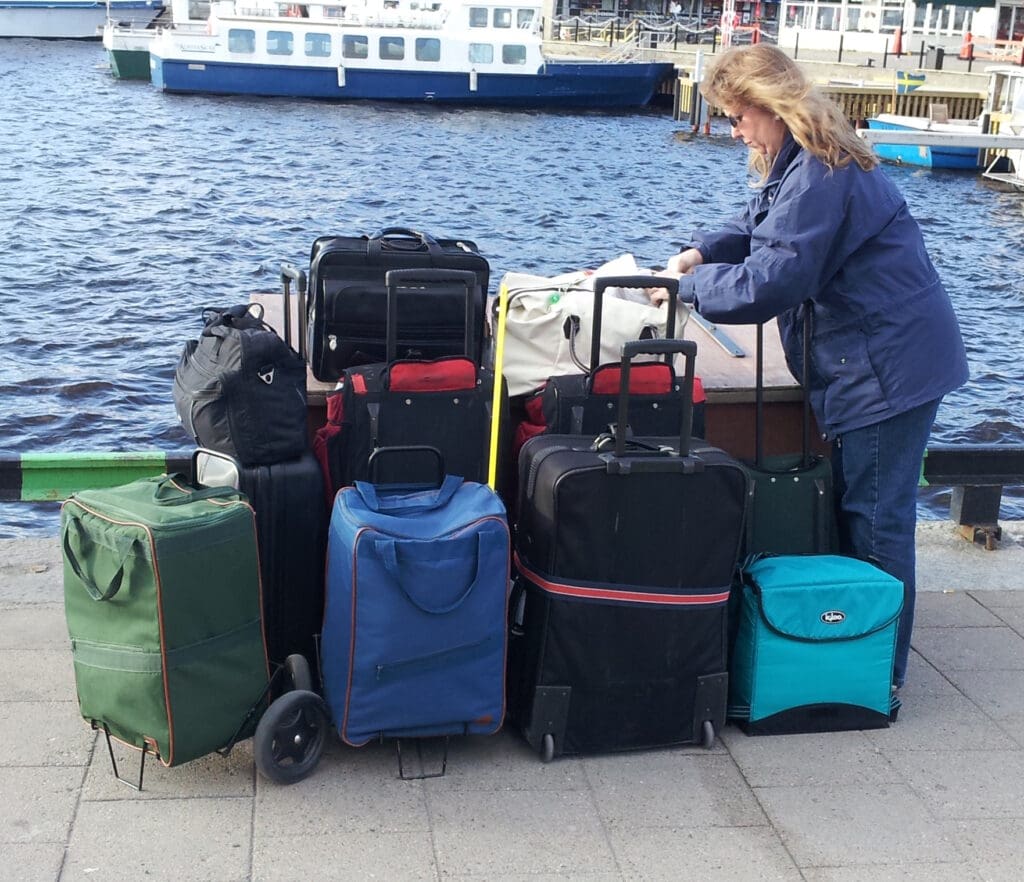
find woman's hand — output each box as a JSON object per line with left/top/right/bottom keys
{"left": 666, "top": 248, "right": 704, "bottom": 275}
{"left": 647, "top": 249, "right": 703, "bottom": 304}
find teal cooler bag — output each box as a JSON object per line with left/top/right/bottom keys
{"left": 729, "top": 554, "right": 903, "bottom": 734}
{"left": 61, "top": 475, "right": 270, "bottom": 768}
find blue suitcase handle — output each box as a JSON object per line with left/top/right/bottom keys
{"left": 354, "top": 474, "right": 462, "bottom": 514}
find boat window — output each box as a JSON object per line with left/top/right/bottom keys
{"left": 380, "top": 36, "right": 405, "bottom": 60}
{"left": 468, "top": 42, "right": 493, "bottom": 63}
{"left": 342, "top": 34, "right": 368, "bottom": 59}
{"left": 494, "top": 8, "right": 512, "bottom": 27}
{"left": 517, "top": 9, "right": 534, "bottom": 27}
{"left": 267, "top": 31, "right": 294, "bottom": 56}
{"left": 415, "top": 38, "right": 441, "bottom": 62}
{"left": 502, "top": 44, "right": 526, "bottom": 64}
{"left": 305, "top": 32, "right": 331, "bottom": 57}
{"left": 468, "top": 7, "right": 487, "bottom": 27}
{"left": 227, "top": 29, "right": 256, "bottom": 54}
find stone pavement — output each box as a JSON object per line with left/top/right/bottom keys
{"left": 2, "top": 523, "right": 1024, "bottom": 882}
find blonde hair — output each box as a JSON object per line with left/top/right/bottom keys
{"left": 700, "top": 44, "right": 878, "bottom": 184}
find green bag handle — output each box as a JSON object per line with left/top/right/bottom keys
{"left": 377, "top": 532, "right": 484, "bottom": 615}
{"left": 62, "top": 516, "right": 138, "bottom": 602}
{"left": 150, "top": 474, "right": 241, "bottom": 507}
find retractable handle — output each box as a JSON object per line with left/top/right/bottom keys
{"left": 615, "top": 338, "right": 697, "bottom": 458}
{"left": 367, "top": 444, "right": 446, "bottom": 487}
{"left": 754, "top": 302, "right": 813, "bottom": 468}
{"left": 590, "top": 275, "right": 679, "bottom": 373}
{"left": 280, "top": 262, "right": 307, "bottom": 358}
{"left": 384, "top": 268, "right": 478, "bottom": 364}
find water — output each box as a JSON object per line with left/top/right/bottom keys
{"left": 1, "top": 40, "right": 1022, "bottom": 537}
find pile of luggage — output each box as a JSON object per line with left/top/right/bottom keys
{"left": 60, "top": 228, "right": 904, "bottom": 787}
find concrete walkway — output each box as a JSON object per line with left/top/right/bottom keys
{"left": 2, "top": 523, "right": 1024, "bottom": 882}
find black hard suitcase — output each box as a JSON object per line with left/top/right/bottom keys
{"left": 743, "top": 308, "right": 837, "bottom": 556}
{"left": 195, "top": 449, "right": 327, "bottom": 673}
{"left": 306, "top": 227, "right": 490, "bottom": 381}
{"left": 317, "top": 268, "right": 505, "bottom": 492}
{"left": 509, "top": 339, "right": 749, "bottom": 760}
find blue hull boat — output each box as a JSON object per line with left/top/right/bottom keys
{"left": 866, "top": 115, "right": 981, "bottom": 170}
{"left": 148, "top": 0, "right": 675, "bottom": 109}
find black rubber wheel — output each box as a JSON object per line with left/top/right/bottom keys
{"left": 700, "top": 720, "right": 715, "bottom": 750}
{"left": 540, "top": 733, "right": 555, "bottom": 763}
{"left": 254, "top": 689, "right": 328, "bottom": 785}
{"left": 284, "top": 653, "right": 313, "bottom": 693}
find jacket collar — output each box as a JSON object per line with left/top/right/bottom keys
{"left": 766, "top": 133, "right": 801, "bottom": 189}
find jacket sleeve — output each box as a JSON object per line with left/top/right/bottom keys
{"left": 689, "top": 161, "right": 875, "bottom": 325}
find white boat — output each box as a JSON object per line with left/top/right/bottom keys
{"left": 981, "top": 66, "right": 1024, "bottom": 190}
{"left": 0, "top": 0, "right": 164, "bottom": 40}
{"left": 103, "top": 0, "right": 205, "bottom": 79}
{"left": 147, "top": 0, "right": 676, "bottom": 108}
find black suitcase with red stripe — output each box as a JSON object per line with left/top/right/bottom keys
{"left": 509, "top": 339, "right": 748, "bottom": 760}
{"left": 314, "top": 268, "right": 503, "bottom": 495}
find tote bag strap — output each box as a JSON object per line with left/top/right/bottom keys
{"left": 354, "top": 474, "right": 462, "bottom": 514}
{"left": 62, "top": 516, "right": 139, "bottom": 602}
{"left": 377, "top": 532, "right": 485, "bottom": 615}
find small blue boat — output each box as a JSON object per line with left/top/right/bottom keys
{"left": 866, "top": 114, "right": 981, "bottom": 170}
{"left": 148, "top": 0, "right": 676, "bottom": 109}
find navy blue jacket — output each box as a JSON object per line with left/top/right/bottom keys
{"left": 679, "top": 135, "right": 968, "bottom": 438}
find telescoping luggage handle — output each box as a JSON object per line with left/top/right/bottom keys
{"left": 614, "top": 338, "right": 697, "bottom": 459}
{"left": 754, "top": 302, "right": 813, "bottom": 469}
{"left": 588, "top": 275, "right": 680, "bottom": 375}
{"left": 384, "top": 268, "right": 479, "bottom": 364}
{"left": 279, "top": 262, "right": 307, "bottom": 360}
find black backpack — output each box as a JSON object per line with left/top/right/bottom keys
{"left": 173, "top": 305, "right": 308, "bottom": 466}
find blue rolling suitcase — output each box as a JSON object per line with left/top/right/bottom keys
{"left": 320, "top": 449, "right": 510, "bottom": 758}
{"left": 728, "top": 554, "right": 904, "bottom": 734}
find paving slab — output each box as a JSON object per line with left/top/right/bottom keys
{"left": 609, "top": 825, "right": 802, "bottom": 881}
{"left": 253, "top": 831, "right": 438, "bottom": 882}
{"left": 911, "top": 626, "right": 1024, "bottom": 671}
{"left": 0, "top": 603, "right": 68, "bottom": 649}
{"left": 0, "top": 766, "right": 83, "bottom": 845}
{"left": 864, "top": 692, "right": 1017, "bottom": 752}
{"left": 64, "top": 797, "right": 254, "bottom": 882}
{"left": 753, "top": 783, "right": 962, "bottom": 867}
{"left": 720, "top": 729, "right": 900, "bottom": 788}
{"left": 0, "top": 701, "right": 95, "bottom": 767}
{"left": 427, "top": 788, "right": 618, "bottom": 877}
{"left": 0, "top": 649, "right": 77, "bottom": 702}
{"left": 583, "top": 750, "right": 767, "bottom": 830}
{"left": 886, "top": 749, "right": 1024, "bottom": 820}
{"left": 800, "top": 864, "right": 982, "bottom": 881}
{"left": 942, "top": 818, "right": 1024, "bottom": 882}
{"left": 911, "top": 591, "right": 1006, "bottom": 628}
{"left": 0, "top": 539, "right": 63, "bottom": 603}
{"left": 0, "top": 843, "right": 66, "bottom": 882}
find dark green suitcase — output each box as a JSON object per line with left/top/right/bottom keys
{"left": 61, "top": 474, "right": 270, "bottom": 770}
{"left": 743, "top": 314, "right": 838, "bottom": 556}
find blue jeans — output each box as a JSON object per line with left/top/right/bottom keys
{"left": 830, "top": 398, "right": 942, "bottom": 688}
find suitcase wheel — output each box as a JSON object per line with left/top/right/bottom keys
{"left": 540, "top": 733, "right": 555, "bottom": 764}
{"left": 700, "top": 720, "right": 715, "bottom": 750}
{"left": 284, "top": 653, "right": 313, "bottom": 693}
{"left": 254, "top": 689, "right": 328, "bottom": 785}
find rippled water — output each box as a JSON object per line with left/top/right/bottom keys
{"left": 1, "top": 40, "right": 1022, "bottom": 536}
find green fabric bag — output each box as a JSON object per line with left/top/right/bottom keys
{"left": 61, "top": 474, "right": 269, "bottom": 767}
{"left": 728, "top": 554, "right": 903, "bottom": 734}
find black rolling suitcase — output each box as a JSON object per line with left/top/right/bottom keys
{"left": 533, "top": 276, "right": 689, "bottom": 438}
{"left": 315, "top": 268, "right": 504, "bottom": 494}
{"left": 509, "top": 339, "right": 748, "bottom": 760}
{"left": 195, "top": 449, "right": 328, "bottom": 674}
{"left": 306, "top": 227, "right": 490, "bottom": 381}
{"left": 743, "top": 307, "right": 836, "bottom": 556}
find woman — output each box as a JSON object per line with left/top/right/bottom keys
{"left": 652, "top": 44, "right": 969, "bottom": 692}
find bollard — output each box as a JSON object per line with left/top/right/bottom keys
{"left": 837, "top": 33, "right": 844, "bottom": 63}
{"left": 793, "top": 30, "right": 799, "bottom": 60}
{"left": 918, "top": 40, "right": 926, "bottom": 67}
{"left": 882, "top": 37, "right": 888, "bottom": 68}
{"left": 967, "top": 41, "right": 974, "bottom": 73}
{"left": 934, "top": 45, "right": 944, "bottom": 70}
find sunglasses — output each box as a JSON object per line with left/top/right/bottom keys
{"left": 726, "top": 113, "right": 744, "bottom": 128}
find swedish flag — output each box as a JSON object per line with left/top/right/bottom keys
{"left": 895, "top": 71, "right": 927, "bottom": 94}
